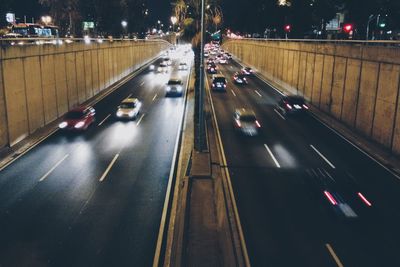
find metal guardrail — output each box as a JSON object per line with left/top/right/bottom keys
{"left": 226, "top": 37, "right": 400, "bottom": 47}
{"left": 0, "top": 36, "right": 171, "bottom": 48}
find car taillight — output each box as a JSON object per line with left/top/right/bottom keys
{"left": 224, "top": 84, "right": 227, "bottom": 88}
{"left": 303, "top": 104, "right": 309, "bottom": 110}
{"left": 212, "top": 84, "right": 215, "bottom": 87}
{"left": 286, "top": 103, "right": 293, "bottom": 110}
{"left": 357, "top": 192, "right": 372, "bottom": 207}
{"left": 255, "top": 120, "right": 261, "bottom": 128}
{"left": 324, "top": 190, "right": 337, "bottom": 205}
{"left": 235, "top": 120, "right": 241, "bottom": 128}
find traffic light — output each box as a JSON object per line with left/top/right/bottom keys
{"left": 284, "top": 24, "right": 291, "bottom": 32}
{"left": 343, "top": 24, "right": 353, "bottom": 33}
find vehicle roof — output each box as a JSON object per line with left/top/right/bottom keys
{"left": 235, "top": 108, "right": 256, "bottom": 116}
{"left": 121, "top": 97, "right": 139, "bottom": 103}
{"left": 70, "top": 106, "right": 92, "bottom": 112}
{"left": 168, "top": 78, "right": 182, "bottom": 82}
{"left": 212, "top": 74, "right": 225, "bottom": 79}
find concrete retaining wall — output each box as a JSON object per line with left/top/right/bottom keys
{"left": 0, "top": 40, "right": 168, "bottom": 148}
{"left": 223, "top": 40, "right": 400, "bottom": 155}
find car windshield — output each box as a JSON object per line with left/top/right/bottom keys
{"left": 66, "top": 111, "right": 84, "bottom": 119}
{"left": 214, "top": 77, "right": 226, "bottom": 83}
{"left": 240, "top": 114, "right": 256, "bottom": 122}
{"left": 160, "top": 63, "right": 167, "bottom": 67}
{"left": 120, "top": 102, "right": 136, "bottom": 109}
{"left": 180, "top": 63, "right": 186, "bottom": 65}
{"left": 168, "top": 80, "right": 181, "bottom": 85}
{"left": 286, "top": 97, "right": 305, "bottom": 104}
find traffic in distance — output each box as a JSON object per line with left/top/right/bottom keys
{"left": 204, "top": 41, "right": 400, "bottom": 266}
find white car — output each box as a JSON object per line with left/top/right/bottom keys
{"left": 115, "top": 98, "right": 142, "bottom": 119}
{"left": 219, "top": 58, "right": 227, "bottom": 64}
{"left": 178, "top": 62, "right": 188, "bottom": 70}
{"left": 157, "top": 62, "right": 169, "bottom": 73}
{"left": 166, "top": 78, "right": 184, "bottom": 96}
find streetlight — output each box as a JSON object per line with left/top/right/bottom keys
{"left": 121, "top": 20, "right": 128, "bottom": 37}
{"left": 41, "top": 15, "right": 52, "bottom": 25}
{"left": 170, "top": 16, "right": 177, "bottom": 32}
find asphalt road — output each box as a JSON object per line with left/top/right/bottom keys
{"left": 0, "top": 47, "right": 191, "bottom": 266}
{"left": 209, "top": 58, "right": 400, "bottom": 267}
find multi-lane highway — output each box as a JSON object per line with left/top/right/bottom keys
{"left": 0, "top": 47, "right": 191, "bottom": 266}
{"left": 208, "top": 56, "right": 400, "bottom": 267}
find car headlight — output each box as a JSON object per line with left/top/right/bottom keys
{"left": 177, "top": 86, "right": 182, "bottom": 92}
{"left": 74, "top": 121, "right": 85, "bottom": 129}
{"left": 128, "top": 111, "right": 135, "bottom": 117}
{"left": 59, "top": 122, "right": 68, "bottom": 129}
{"left": 116, "top": 110, "right": 123, "bottom": 117}
{"left": 149, "top": 65, "right": 155, "bottom": 70}
{"left": 157, "top": 67, "right": 162, "bottom": 72}
{"left": 166, "top": 86, "right": 171, "bottom": 92}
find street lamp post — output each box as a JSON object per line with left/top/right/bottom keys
{"left": 41, "top": 15, "right": 52, "bottom": 25}
{"left": 198, "top": 0, "right": 206, "bottom": 151}
{"left": 121, "top": 20, "right": 128, "bottom": 37}
{"left": 170, "top": 16, "right": 177, "bottom": 32}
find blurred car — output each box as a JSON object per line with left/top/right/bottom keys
{"left": 206, "top": 58, "right": 215, "bottom": 64}
{"left": 276, "top": 95, "right": 309, "bottom": 115}
{"left": 204, "top": 52, "right": 209, "bottom": 57}
{"left": 166, "top": 78, "right": 184, "bottom": 96}
{"left": 149, "top": 64, "right": 155, "bottom": 71}
{"left": 59, "top": 106, "right": 96, "bottom": 131}
{"left": 157, "top": 62, "right": 169, "bottom": 73}
{"left": 225, "top": 53, "right": 232, "bottom": 60}
{"left": 219, "top": 58, "right": 228, "bottom": 64}
{"left": 233, "top": 108, "right": 261, "bottom": 136}
{"left": 207, "top": 63, "right": 218, "bottom": 74}
{"left": 233, "top": 73, "right": 248, "bottom": 85}
{"left": 178, "top": 62, "right": 188, "bottom": 70}
{"left": 163, "top": 57, "right": 172, "bottom": 65}
{"left": 211, "top": 74, "right": 227, "bottom": 91}
{"left": 305, "top": 169, "right": 373, "bottom": 220}
{"left": 115, "top": 98, "right": 142, "bottom": 120}
{"left": 240, "top": 67, "right": 254, "bottom": 76}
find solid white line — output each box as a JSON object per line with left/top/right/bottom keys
{"left": 255, "top": 90, "right": 262, "bottom": 97}
{"left": 136, "top": 114, "right": 145, "bottom": 126}
{"left": 152, "top": 93, "right": 158, "bottom": 101}
{"left": 264, "top": 144, "right": 281, "bottom": 168}
{"left": 230, "top": 89, "right": 237, "bottom": 97}
{"left": 326, "top": 243, "right": 344, "bottom": 267}
{"left": 99, "top": 154, "right": 119, "bottom": 182}
{"left": 140, "top": 81, "right": 145, "bottom": 86}
{"left": 206, "top": 77, "right": 252, "bottom": 266}
{"left": 152, "top": 63, "right": 192, "bottom": 267}
{"left": 310, "top": 113, "right": 400, "bottom": 180}
{"left": 274, "top": 109, "right": 286, "bottom": 120}
{"left": 39, "top": 154, "right": 69, "bottom": 182}
{"left": 127, "top": 93, "right": 133, "bottom": 98}
{"left": 98, "top": 114, "right": 111, "bottom": 126}
{"left": 310, "top": 145, "right": 336, "bottom": 169}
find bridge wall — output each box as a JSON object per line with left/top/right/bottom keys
{"left": 0, "top": 40, "right": 169, "bottom": 148}
{"left": 223, "top": 40, "right": 400, "bottom": 154}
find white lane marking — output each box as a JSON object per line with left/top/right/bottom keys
{"left": 99, "top": 154, "right": 119, "bottom": 182}
{"left": 326, "top": 243, "right": 344, "bottom": 267}
{"left": 255, "top": 90, "right": 262, "bottom": 97}
{"left": 264, "top": 144, "right": 281, "bottom": 168}
{"left": 127, "top": 93, "right": 133, "bottom": 98}
{"left": 39, "top": 154, "right": 69, "bottom": 182}
{"left": 310, "top": 145, "right": 336, "bottom": 169}
{"left": 274, "top": 109, "right": 286, "bottom": 120}
{"left": 98, "top": 114, "right": 111, "bottom": 126}
{"left": 140, "top": 81, "right": 145, "bottom": 86}
{"left": 230, "top": 89, "right": 237, "bottom": 97}
{"left": 136, "top": 114, "right": 145, "bottom": 126}
{"left": 310, "top": 113, "right": 400, "bottom": 180}
{"left": 152, "top": 93, "right": 158, "bottom": 101}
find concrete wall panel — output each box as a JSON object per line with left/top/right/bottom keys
{"left": 0, "top": 61, "right": 8, "bottom": 148}
{"left": 65, "top": 53, "right": 78, "bottom": 108}
{"left": 341, "top": 59, "right": 361, "bottom": 127}
{"left": 297, "top": 52, "right": 307, "bottom": 96}
{"left": 330, "top": 57, "right": 347, "bottom": 119}
{"left": 54, "top": 54, "right": 69, "bottom": 116}
{"left": 312, "top": 54, "right": 324, "bottom": 105}
{"left": 304, "top": 53, "right": 315, "bottom": 100}
{"left": 3, "top": 59, "right": 29, "bottom": 145}
{"left": 84, "top": 51, "right": 93, "bottom": 98}
{"left": 320, "top": 55, "right": 334, "bottom": 113}
{"left": 24, "top": 57, "right": 44, "bottom": 133}
{"left": 355, "top": 61, "right": 379, "bottom": 136}
{"left": 75, "top": 52, "right": 86, "bottom": 104}
{"left": 375, "top": 64, "right": 400, "bottom": 150}
{"left": 41, "top": 55, "right": 58, "bottom": 123}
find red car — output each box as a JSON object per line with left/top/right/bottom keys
{"left": 59, "top": 106, "right": 96, "bottom": 131}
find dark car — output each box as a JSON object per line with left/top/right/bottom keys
{"left": 276, "top": 95, "right": 309, "bottom": 115}
{"left": 233, "top": 108, "right": 261, "bottom": 136}
{"left": 207, "top": 63, "right": 218, "bottom": 74}
{"left": 233, "top": 73, "right": 248, "bottom": 85}
{"left": 166, "top": 78, "right": 184, "bottom": 96}
{"left": 211, "top": 74, "right": 227, "bottom": 91}
{"left": 59, "top": 106, "right": 96, "bottom": 131}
